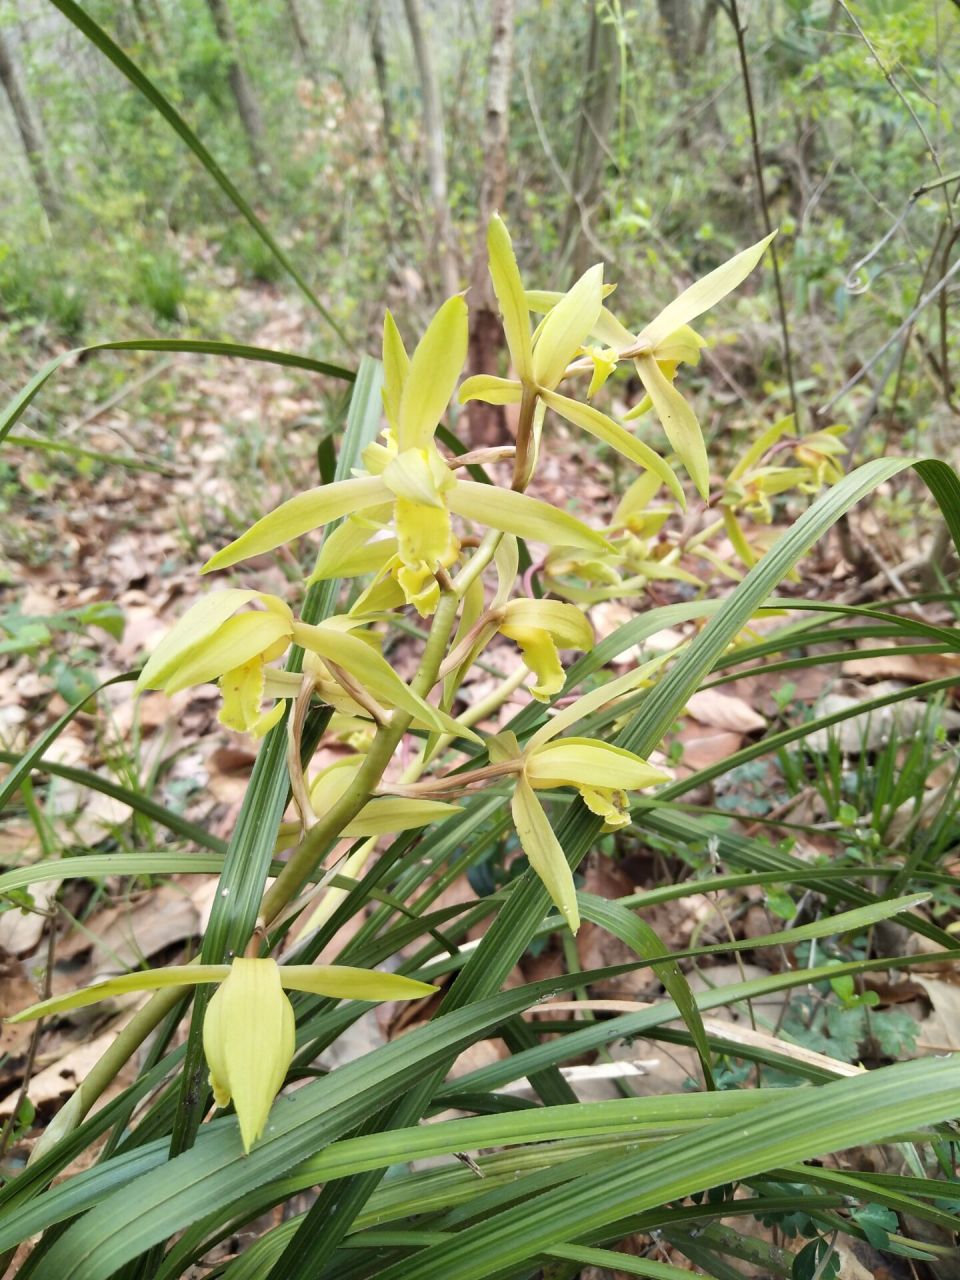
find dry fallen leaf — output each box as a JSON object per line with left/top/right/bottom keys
{"left": 685, "top": 688, "right": 766, "bottom": 733}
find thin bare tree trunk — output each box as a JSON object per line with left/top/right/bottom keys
{"left": 559, "top": 2, "right": 620, "bottom": 276}
{"left": 0, "top": 28, "right": 60, "bottom": 221}
{"left": 403, "top": 0, "right": 459, "bottom": 297}
{"left": 204, "top": 0, "right": 268, "bottom": 175}
{"left": 369, "top": 0, "right": 394, "bottom": 148}
{"left": 285, "top": 0, "right": 315, "bottom": 74}
{"left": 467, "top": 0, "right": 514, "bottom": 446}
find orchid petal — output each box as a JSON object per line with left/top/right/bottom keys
{"left": 458, "top": 374, "right": 523, "bottom": 405}
{"left": 381, "top": 309, "right": 410, "bottom": 431}
{"left": 309, "top": 512, "right": 396, "bottom": 583}
{"left": 164, "top": 612, "right": 292, "bottom": 693}
{"left": 137, "top": 589, "right": 264, "bottom": 691}
{"left": 532, "top": 263, "right": 603, "bottom": 389}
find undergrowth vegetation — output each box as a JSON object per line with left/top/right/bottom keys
{"left": 1, "top": 2, "right": 960, "bottom": 1279}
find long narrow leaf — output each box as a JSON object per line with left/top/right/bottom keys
{"left": 0, "top": 339, "right": 352, "bottom": 450}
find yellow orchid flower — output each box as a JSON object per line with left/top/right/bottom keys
{"left": 490, "top": 725, "right": 669, "bottom": 933}
{"left": 592, "top": 234, "right": 776, "bottom": 499}
{"left": 137, "top": 589, "right": 471, "bottom": 739}
{"left": 203, "top": 297, "right": 613, "bottom": 615}
{"left": 439, "top": 594, "right": 594, "bottom": 702}
{"left": 716, "top": 416, "right": 847, "bottom": 568}
{"left": 458, "top": 215, "right": 683, "bottom": 503}
{"left": 497, "top": 598, "right": 594, "bottom": 701}
{"left": 8, "top": 957, "right": 436, "bottom": 1153}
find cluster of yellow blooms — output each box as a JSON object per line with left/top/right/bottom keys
{"left": 12, "top": 217, "right": 845, "bottom": 1152}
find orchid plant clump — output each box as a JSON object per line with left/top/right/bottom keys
{"left": 12, "top": 216, "right": 845, "bottom": 1154}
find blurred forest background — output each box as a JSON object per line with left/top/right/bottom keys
{"left": 1, "top": 0, "right": 957, "bottom": 440}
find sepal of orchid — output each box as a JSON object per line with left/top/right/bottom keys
{"left": 637, "top": 232, "right": 776, "bottom": 351}
{"left": 446, "top": 480, "right": 613, "bottom": 553}
{"left": 202, "top": 475, "right": 392, "bottom": 573}
{"left": 396, "top": 295, "right": 468, "bottom": 452}
{"left": 487, "top": 214, "right": 535, "bottom": 381}
{"left": 292, "top": 621, "right": 478, "bottom": 740}
{"left": 539, "top": 389, "right": 686, "bottom": 507}
{"left": 203, "top": 957, "right": 295, "bottom": 1154}
{"left": 611, "top": 470, "right": 671, "bottom": 533}
{"left": 511, "top": 776, "right": 579, "bottom": 933}
{"left": 525, "top": 737, "right": 671, "bottom": 793}
{"left": 633, "top": 353, "right": 709, "bottom": 500}
{"left": 309, "top": 757, "right": 459, "bottom": 835}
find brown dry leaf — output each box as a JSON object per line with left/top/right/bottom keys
{"left": 0, "top": 882, "right": 59, "bottom": 957}
{"left": 0, "top": 1018, "right": 135, "bottom": 1118}
{"left": 676, "top": 726, "right": 744, "bottom": 772}
{"left": 842, "top": 651, "right": 960, "bottom": 682}
{"left": 685, "top": 688, "right": 766, "bottom": 733}
{"left": 61, "top": 882, "right": 199, "bottom": 972}
{"left": 913, "top": 975, "right": 960, "bottom": 1052}
{"left": 0, "top": 953, "right": 41, "bottom": 1064}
